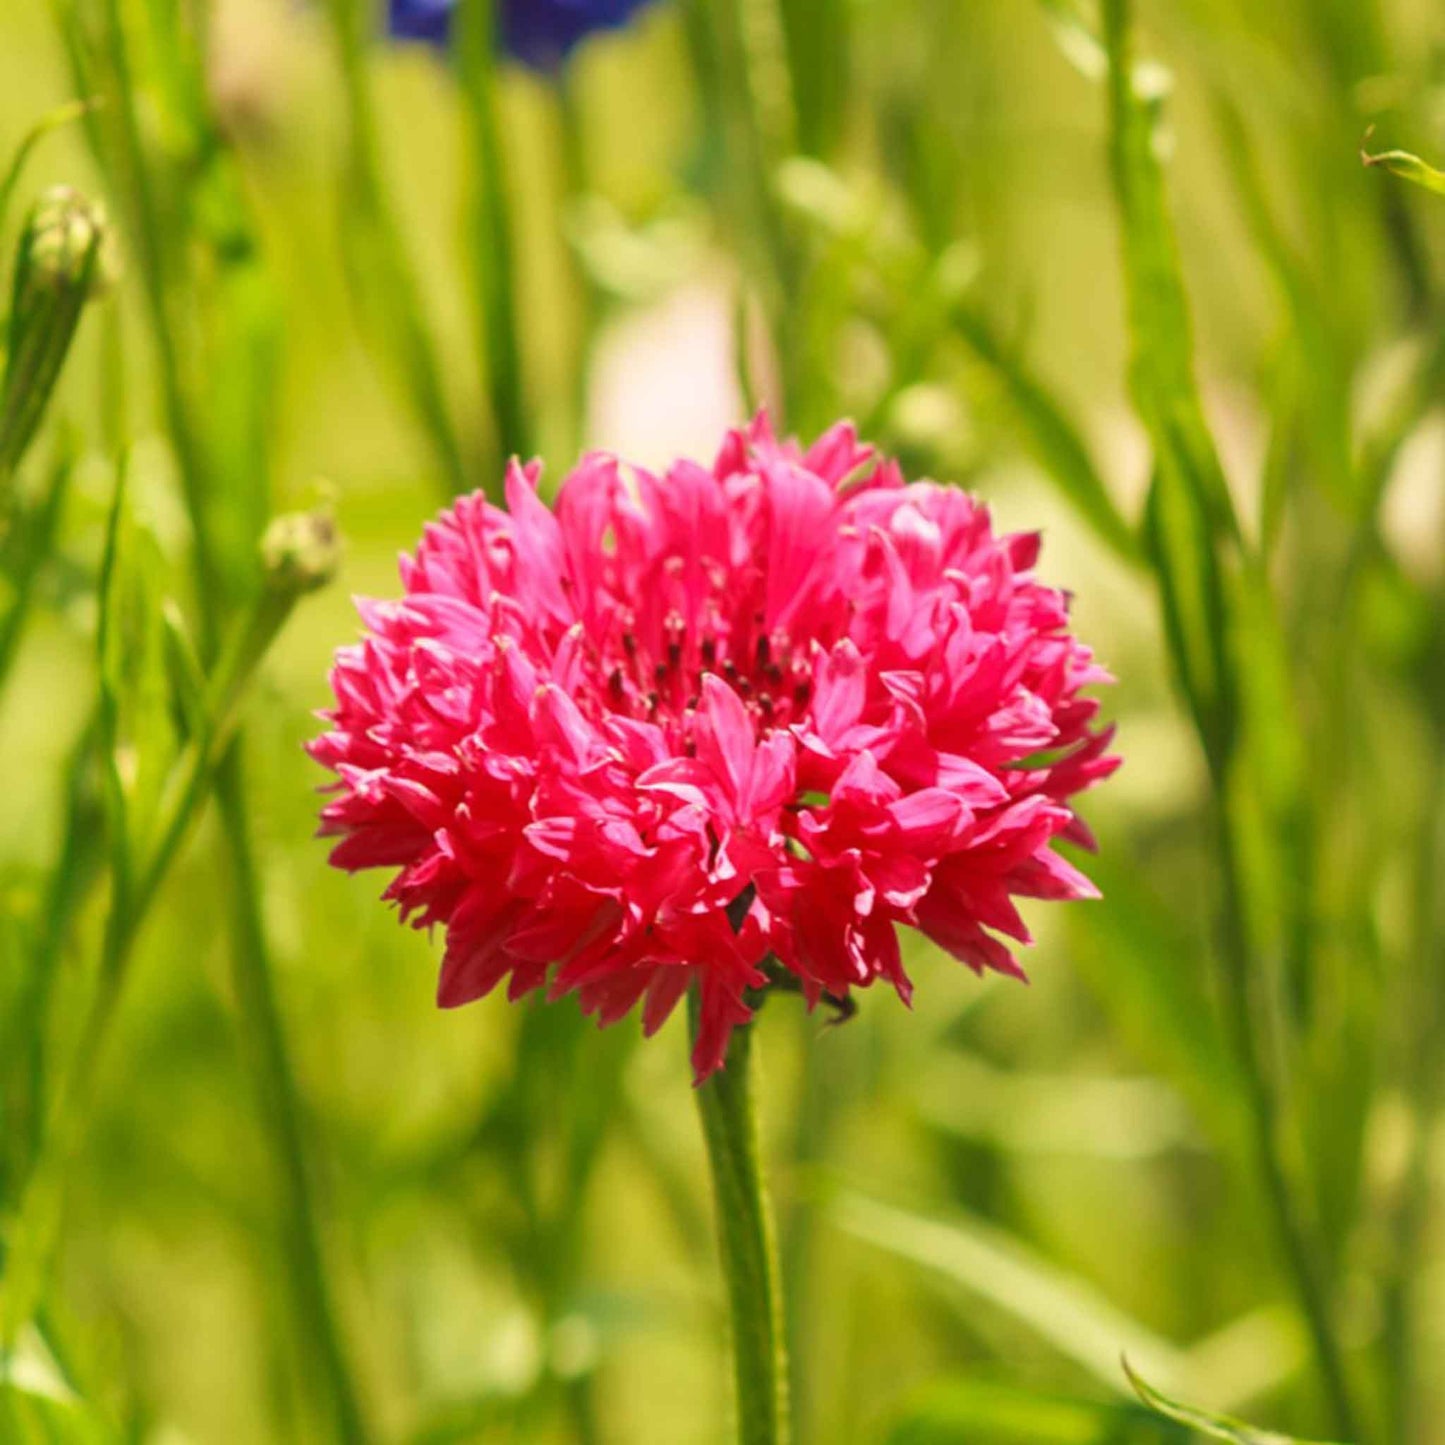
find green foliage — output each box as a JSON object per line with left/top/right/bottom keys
{"left": 0, "top": 0, "right": 1443, "bottom": 1441}
{"left": 1361, "top": 139, "right": 1445, "bottom": 198}
{"left": 0, "top": 1326, "right": 116, "bottom": 1445}
{"left": 1123, "top": 1362, "right": 1341, "bottom": 1445}
{"left": 887, "top": 1379, "right": 1185, "bottom": 1445}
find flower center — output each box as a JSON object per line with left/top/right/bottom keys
{"left": 584, "top": 606, "right": 814, "bottom": 743}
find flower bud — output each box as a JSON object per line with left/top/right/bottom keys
{"left": 0, "top": 186, "right": 117, "bottom": 476}
{"left": 261, "top": 506, "right": 341, "bottom": 596}
{"left": 22, "top": 186, "right": 119, "bottom": 297}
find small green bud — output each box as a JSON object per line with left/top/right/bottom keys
{"left": 22, "top": 186, "right": 118, "bottom": 297}
{"left": 0, "top": 186, "right": 116, "bottom": 476}
{"left": 261, "top": 506, "right": 341, "bottom": 596}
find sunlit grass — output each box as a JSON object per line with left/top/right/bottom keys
{"left": 2, "top": 1, "right": 1444, "bottom": 1442}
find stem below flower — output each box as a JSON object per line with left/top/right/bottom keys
{"left": 689, "top": 998, "right": 789, "bottom": 1445}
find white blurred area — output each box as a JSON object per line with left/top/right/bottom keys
{"left": 587, "top": 275, "right": 746, "bottom": 469}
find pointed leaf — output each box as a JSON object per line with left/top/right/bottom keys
{"left": 1101, "top": 2, "right": 1238, "bottom": 539}
{"left": 160, "top": 600, "right": 207, "bottom": 741}
{"left": 949, "top": 303, "right": 1141, "bottom": 567}
{"left": 1361, "top": 140, "right": 1445, "bottom": 197}
{"left": 0, "top": 1325, "right": 116, "bottom": 1443}
{"left": 1123, "top": 1360, "right": 1344, "bottom": 1445}
{"left": 831, "top": 1191, "right": 1188, "bottom": 1393}
{"left": 97, "top": 464, "right": 180, "bottom": 874}
{"left": 888, "top": 1378, "right": 1184, "bottom": 1444}
{"left": 0, "top": 100, "right": 97, "bottom": 243}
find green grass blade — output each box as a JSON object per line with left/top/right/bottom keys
{"left": 0, "top": 100, "right": 96, "bottom": 245}
{"left": 4, "top": 718, "right": 105, "bottom": 1191}
{"left": 1360, "top": 139, "right": 1445, "bottom": 197}
{"left": 215, "top": 752, "right": 371, "bottom": 1445}
{"left": 1212, "top": 95, "right": 1352, "bottom": 523}
{"left": 774, "top": 0, "right": 848, "bottom": 158}
{"left": 1103, "top": 10, "right": 1362, "bottom": 1437}
{"left": 456, "top": 0, "right": 531, "bottom": 467}
{"left": 831, "top": 1191, "right": 1188, "bottom": 1394}
{"left": 887, "top": 1378, "right": 1184, "bottom": 1445}
{"left": 97, "top": 496, "right": 179, "bottom": 871}
{"left": 1100, "top": 1, "right": 1239, "bottom": 547}
{"left": 325, "top": 0, "right": 475, "bottom": 498}
{"left": 950, "top": 302, "right": 1141, "bottom": 567}
{"left": 0, "top": 439, "right": 77, "bottom": 699}
{"left": 1100, "top": 0, "right": 1241, "bottom": 772}
{"left": 1141, "top": 461, "right": 1234, "bottom": 775}
{"left": 1067, "top": 848, "right": 1243, "bottom": 1147}
{"left": 1123, "top": 1361, "right": 1345, "bottom": 1445}
{"left": 0, "top": 1324, "right": 115, "bottom": 1443}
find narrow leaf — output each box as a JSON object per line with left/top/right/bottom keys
{"left": 1101, "top": 0, "right": 1242, "bottom": 773}
{"left": 950, "top": 302, "right": 1141, "bottom": 567}
{"left": 96, "top": 461, "right": 179, "bottom": 877}
{"left": 0, "top": 1325, "right": 115, "bottom": 1442}
{"left": 0, "top": 100, "right": 97, "bottom": 243}
{"left": 1101, "top": 2, "right": 1238, "bottom": 539}
{"left": 1361, "top": 138, "right": 1445, "bottom": 197}
{"left": 0, "top": 438, "right": 77, "bottom": 696}
{"left": 831, "top": 1191, "right": 1188, "bottom": 1393}
{"left": 1123, "top": 1360, "right": 1344, "bottom": 1445}
{"left": 888, "top": 1378, "right": 1183, "bottom": 1445}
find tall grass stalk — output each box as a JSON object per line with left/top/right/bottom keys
{"left": 324, "top": 0, "right": 476, "bottom": 499}
{"left": 216, "top": 756, "right": 369, "bottom": 1443}
{"left": 556, "top": 72, "right": 602, "bottom": 457}
{"left": 457, "top": 0, "right": 532, "bottom": 467}
{"left": 42, "top": 5, "right": 374, "bottom": 1436}
{"left": 691, "top": 0, "right": 798, "bottom": 411}
{"left": 1100, "top": 1, "right": 1361, "bottom": 1436}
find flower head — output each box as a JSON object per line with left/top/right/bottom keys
{"left": 388, "top": 0, "right": 658, "bottom": 69}
{"left": 310, "top": 417, "right": 1118, "bottom": 1080}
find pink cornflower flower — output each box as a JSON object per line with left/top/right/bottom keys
{"left": 310, "top": 417, "right": 1118, "bottom": 1080}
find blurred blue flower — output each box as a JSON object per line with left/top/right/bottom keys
{"left": 387, "top": 0, "right": 658, "bottom": 69}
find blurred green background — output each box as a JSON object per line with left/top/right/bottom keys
{"left": 1, "top": 0, "right": 1444, "bottom": 1441}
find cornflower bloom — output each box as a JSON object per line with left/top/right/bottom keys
{"left": 310, "top": 416, "right": 1117, "bottom": 1080}
{"left": 387, "top": 0, "right": 658, "bottom": 68}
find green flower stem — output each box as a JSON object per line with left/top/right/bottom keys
{"left": 1380, "top": 705, "right": 1445, "bottom": 1441}
{"left": 1213, "top": 805, "right": 1361, "bottom": 1445}
{"left": 325, "top": 0, "right": 474, "bottom": 498}
{"left": 0, "top": 446, "right": 76, "bottom": 698}
{"left": 556, "top": 72, "right": 602, "bottom": 459}
{"left": 215, "top": 751, "right": 369, "bottom": 1444}
{"left": 457, "top": 0, "right": 531, "bottom": 468}
{"left": 690, "top": 999, "right": 789, "bottom": 1445}
{"left": 39, "top": 9, "right": 371, "bottom": 1438}
{"left": 0, "top": 573, "right": 315, "bottom": 1343}
{"left": 9, "top": 718, "right": 103, "bottom": 1176}
{"left": 692, "top": 0, "right": 798, "bottom": 408}
{"left": 1099, "top": 2, "right": 1361, "bottom": 1433}
{"left": 81, "top": 12, "right": 369, "bottom": 1427}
